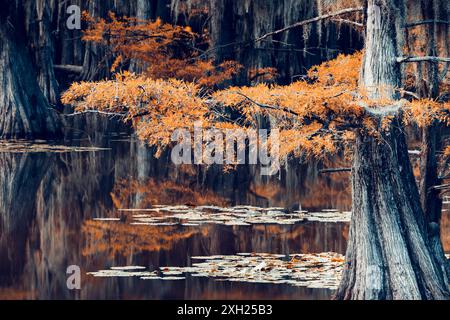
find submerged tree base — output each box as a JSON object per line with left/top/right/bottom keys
{"left": 335, "top": 124, "right": 449, "bottom": 300}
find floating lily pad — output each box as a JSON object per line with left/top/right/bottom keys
{"left": 87, "top": 270, "right": 157, "bottom": 277}
{"left": 93, "top": 218, "right": 121, "bottom": 221}
{"left": 104, "top": 205, "right": 351, "bottom": 227}
{"left": 86, "top": 251, "right": 341, "bottom": 290}
{"left": 0, "top": 140, "right": 110, "bottom": 153}
{"left": 159, "top": 252, "right": 344, "bottom": 290}
{"left": 110, "top": 266, "right": 146, "bottom": 270}
{"left": 161, "top": 276, "right": 185, "bottom": 280}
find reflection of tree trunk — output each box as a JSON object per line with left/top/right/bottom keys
{"left": 0, "top": 2, "right": 60, "bottom": 138}
{"left": 0, "top": 153, "right": 51, "bottom": 284}
{"left": 336, "top": 0, "right": 449, "bottom": 300}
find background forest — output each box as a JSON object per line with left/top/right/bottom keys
{"left": 0, "top": 0, "right": 449, "bottom": 301}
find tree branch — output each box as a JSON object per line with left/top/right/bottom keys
{"left": 431, "top": 183, "right": 450, "bottom": 191}
{"left": 319, "top": 168, "right": 351, "bottom": 174}
{"left": 439, "top": 173, "right": 450, "bottom": 180}
{"left": 399, "top": 89, "right": 420, "bottom": 100}
{"left": 254, "top": 7, "right": 364, "bottom": 43}
{"left": 331, "top": 18, "right": 364, "bottom": 28}
{"left": 191, "top": 8, "right": 363, "bottom": 61}
{"left": 359, "top": 101, "right": 404, "bottom": 116}
{"left": 397, "top": 56, "right": 450, "bottom": 63}
{"left": 64, "top": 110, "right": 127, "bottom": 118}
{"left": 231, "top": 91, "right": 301, "bottom": 117}
{"left": 64, "top": 109, "right": 152, "bottom": 119}
{"left": 404, "top": 20, "right": 449, "bottom": 28}
{"left": 54, "top": 64, "right": 83, "bottom": 74}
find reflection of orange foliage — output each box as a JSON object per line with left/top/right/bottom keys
{"left": 250, "top": 223, "right": 349, "bottom": 254}
{"left": 110, "top": 178, "right": 229, "bottom": 209}
{"left": 251, "top": 224, "right": 306, "bottom": 238}
{"left": 248, "top": 183, "right": 279, "bottom": 200}
{"left": 249, "top": 170, "right": 351, "bottom": 211}
{"left": 442, "top": 212, "right": 450, "bottom": 253}
{"left": 82, "top": 221, "right": 209, "bottom": 258}
{"left": 0, "top": 288, "right": 36, "bottom": 300}
{"left": 300, "top": 177, "right": 351, "bottom": 210}
{"left": 253, "top": 157, "right": 351, "bottom": 211}
{"left": 301, "top": 157, "right": 351, "bottom": 210}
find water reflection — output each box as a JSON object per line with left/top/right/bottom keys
{"left": 0, "top": 138, "right": 447, "bottom": 300}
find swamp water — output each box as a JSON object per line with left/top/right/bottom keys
{"left": 0, "top": 137, "right": 448, "bottom": 300}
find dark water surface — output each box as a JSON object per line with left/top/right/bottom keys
{"left": 0, "top": 137, "right": 447, "bottom": 300}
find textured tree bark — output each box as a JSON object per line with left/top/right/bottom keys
{"left": 25, "top": 0, "right": 60, "bottom": 105}
{"left": 420, "top": 124, "right": 442, "bottom": 225}
{"left": 417, "top": 0, "right": 449, "bottom": 279}
{"left": 80, "top": 0, "right": 113, "bottom": 81}
{"left": 0, "top": 1, "right": 60, "bottom": 139}
{"left": 335, "top": 0, "right": 449, "bottom": 300}
{"left": 336, "top": 124, "right": 449, "bottom": 299}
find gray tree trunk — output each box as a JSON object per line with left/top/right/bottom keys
{"left": 0, "top": 1, "right": 60, "bottom": 139}
{"left": 335, "top": 0, "right": 449, "bottom": 300}
{"left": 416, "top": 0, "right": 449, "bottom": 278}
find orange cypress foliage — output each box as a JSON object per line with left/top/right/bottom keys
{"left": 62, "top": 51, "right": 450, "bottom": 160}
{"left": 82, "top": 11, "right": 241, "bottom": 87}
{"left": 444, "top": 146, "right": 450, "bottom": 157}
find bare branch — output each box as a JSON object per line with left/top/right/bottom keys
{"left": 397, "top": 56, "right": 450, "bottom": 63}
{"left": 54, "top": 64, "right": 83, "bottom": 74}
{"left": 64, "top": 110, "right": 127, "bottom": 118}
{"left": 231, "top": 91, "right": 301, "bottom": 117}
{"left": 191, "top": 8, "right": 363, "bottom": 61}
{"left": 331, "top": 18, "right": 364, "bottom": 28}
{"left": 399, "top": 89, "right": 420, "bottom": 100}
{"left": 319, "top": 168, "right": 351, "bottom": 174}
{"left": 404, "top": 20, "right": 449, "bottom": 28}
{"left": 359, "top": 101, "right": 405, "bottom": 116}
{"left": 254, "top": 7, "right": 364, "bottom": 43}
{"left": 431, "top": 183, "right": 450, "bottom": 191}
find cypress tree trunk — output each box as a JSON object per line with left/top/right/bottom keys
{"left": 0, "top": 1, "right": 60, "bottom": 139}
{"left": 25, "top": 0, "right": 60, "bottom": 105}
{"left": 0, "top": 152, "right": 52, "bottom": 284}
{"left": 336, "top": 124, "right": 448, "bottom": 299}
{"left": 335, "top": 0, "right": 449, "bottom": 300}
{"left": 416, "top": 0, "right": 449, "bottom": 278}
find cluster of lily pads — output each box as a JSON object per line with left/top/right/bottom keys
{"left": 97, "top": 204, "right": 351, "bottom": 226}
{"left": 0, "top": 140, "right": 110, "bottom": 153}
{"left": 87, "top": 252, "right": 345, "bottom": 290}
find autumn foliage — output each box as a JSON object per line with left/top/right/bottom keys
{"left": 60, "top": 6, "right": 450, "bottom": 165}
{"left": 82, "top": 12, "right": 241, "bottom": 87}
{"left": 62, "top": 49, "right": 450, "bottom": 161}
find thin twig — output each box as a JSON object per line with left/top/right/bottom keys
{"left": 319, "top": 168, "right": 351, "bottom": 174}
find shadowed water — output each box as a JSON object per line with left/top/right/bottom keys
{"left": 0, "top": 136, "right": 447, "bottom": 300}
